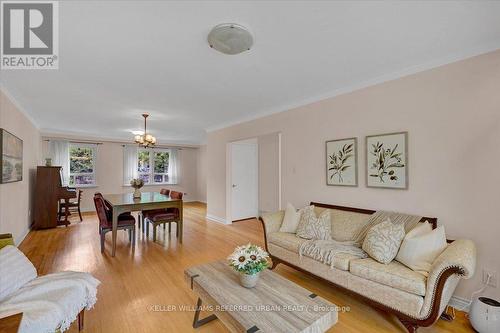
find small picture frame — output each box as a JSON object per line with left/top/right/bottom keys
{"left": 326, "top": 137, "right": 358, "bottom": 186}
{"left": 366, "top": 132, "right": 408, "bottom": 189}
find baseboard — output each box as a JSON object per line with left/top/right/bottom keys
{"left": 449, "top": 295, "right": 471, "bottom": 312}
{"left": 206, "top": 214, "right": 229, "bottom": 225}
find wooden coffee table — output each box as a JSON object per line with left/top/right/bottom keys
{"left": 185, "top": 260, "right": 337, "bottom": 332}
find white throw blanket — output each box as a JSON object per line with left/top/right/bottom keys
{"left": 299, "top": 210, "right": 423, "bottom": 268}
{"left": 299, "top": 239, "right": 368, "bottom": 268}
{"left": 0, "top": 271, "right": 100, "bottom": 333}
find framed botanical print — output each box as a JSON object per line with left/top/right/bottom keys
{"left": 1, "top": 128, "right": 23, "bottom": 184}
{"left": 366, "top": 132, "right": 408, "bottom": 189}
{"left": 326, "top": 137, "right": 357, "bottom": 186}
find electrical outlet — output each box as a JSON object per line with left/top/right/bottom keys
{"left": 483, "top": 269, "right": 498, "bottom": 288}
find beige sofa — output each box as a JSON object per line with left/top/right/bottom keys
{"left": 260, "top": 202, "right": 476, "bottom": 333}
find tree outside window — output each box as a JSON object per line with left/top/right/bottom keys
{"left": 69, "top": 145, "right": 96, "bottom": 186}
{"left": 138, "top": 150, "right": 151, "bottom": 184}
{"left": 137, "top": 149, "right": 171, "bottom": 184}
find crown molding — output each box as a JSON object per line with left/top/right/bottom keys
{"left": 0, "top": 85, "right": 40, "bottom": 129}
{"left": 206, "top": 44, "right": 500, "bottom": 133}
{"left": 41, "top": 129, "right": 203, "bottom": 148}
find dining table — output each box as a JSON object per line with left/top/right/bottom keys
{"left": 103, "top": 192, "right": 183, "bottom": 257}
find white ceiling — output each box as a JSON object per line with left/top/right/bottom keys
{"left": 2, "top": 1, "right": 500, "bottom": 144}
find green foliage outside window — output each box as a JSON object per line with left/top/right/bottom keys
{"left": 69, "top": 147, "right": 94, "bottom": 173}
{"left": 137, "top": 150, "right": 170, "bottom": 184}
{"left": 154, "top": 152, "right": 169, "bottom": 173}
{"left": 69, "top": 146, "right": 95, "bottom": 186}
{"left": 138, "top": 151, "right": 150, "bottom": 172}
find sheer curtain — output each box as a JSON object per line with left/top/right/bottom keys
{"left": 123, "top": 145, "right": 138, "bottom": 185}
{"left": 48, "top": 140, "right": 69, "bottom": 185}
{"left": 169, "top": 148, "right": 179, "bottom": 184}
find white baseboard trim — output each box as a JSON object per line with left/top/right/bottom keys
{"left": 449, "top": 296, "right": 471, "bottom": 312}
{"left": 206, "top": 214, "right": 230, "bottom": 225}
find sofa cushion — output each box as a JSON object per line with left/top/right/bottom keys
{"left": 268, "top": 232, "right": 307, "bottom": 253}
{"left": 267, "top": 233, "right": 357, "bottom": 271}
{"left": 350, "top": 258, "right": 427, "bottom": 296}
{"left": 296, "top": 207, "right": 331, "bottom": 240}
{"left": 279, "top": 203, "right": 309, "bottom": 233}
{"left": 362, "top": 220, "right": 405, "bottom": 264}
{"left": 396, "top": 223, "right": 447, "bottom": 276}
{"left": 314, "top": 207, "right": 370, "bottom": 242}
{"left": 329, "top": 253, "right": 360, "bottom": 271}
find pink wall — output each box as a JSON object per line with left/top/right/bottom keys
{"left": 207, "top": 50, "right": 500, "bottom": 300}
{"left": 0, "top": 90, "right": 41, "bottom": 244}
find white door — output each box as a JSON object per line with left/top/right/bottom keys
{"left": 231, "top": 141, "right": 258, "bottom": 221}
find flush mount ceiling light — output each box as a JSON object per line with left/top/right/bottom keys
{"left": 208, "top": 23, "right": 253, "bottom": 55}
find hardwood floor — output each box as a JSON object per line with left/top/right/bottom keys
{"left": 19, "top": 202, "right": 473, "bottom": 333}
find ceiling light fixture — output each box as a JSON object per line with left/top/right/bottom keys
{"left": 208, "top": 23, "right": 253, "bottom": 55}
{"left": 134, "top": 113, "right": 156, "bottom": 148}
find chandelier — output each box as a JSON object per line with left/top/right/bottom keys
{"left": 134, "top": 113, "right": 157, "bottom": 147}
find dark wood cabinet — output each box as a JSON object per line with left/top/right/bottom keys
{"left": 33, "top": 166, "right": 76, "bottom": 229}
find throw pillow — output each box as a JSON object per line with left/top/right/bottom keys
{"left": 296, "top": 207, "right": 331, "bottom": 240}
{"left": 0, "top": 245, "right": 37, "bottom": 301}
{"left": 396, "top": 223, "right": 448, "bottom": 276}
{"left": 279, "top": 203, "right": 302, "bottom": 233}
{"left": 362, "top": 219, "right": 405, "bottom": 264}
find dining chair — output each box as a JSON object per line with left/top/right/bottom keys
{"left": 144, "top": 191, "right": 183, "bottom": 242}
{"left": 139, "top": 188, "right": 170, "bottom": 231}
{"left": 93, "top": 194, "right": 135, "bottom": 253}
{"left": 59, "top": 189, "right": 83, "bottom": 221}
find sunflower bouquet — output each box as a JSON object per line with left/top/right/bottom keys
{"left": 228, "top": 243, "right": 269, "bottom": 275}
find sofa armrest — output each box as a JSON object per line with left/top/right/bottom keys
{"left": 418, "top": 239, "right": 476, "bottom": 320}
{"left": 260, "top": 211, "right": 285, "bottom": 235}
{"left": 429, "top": 239, "right": 476, "bottom": 280}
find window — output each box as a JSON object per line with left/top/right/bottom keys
{"left": 137, "top": 149, "right": 172, "bottom": 184}
{"left": 69, "top": 144, "right": 96, "bottom": 186}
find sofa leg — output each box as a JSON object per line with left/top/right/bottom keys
{"left": 78, "top": 309, "right": 84, "bottom": 331}
{"left": 270, "top": 257, "right": 281, "bottom": 270}
{"left": 398, "top": 317, "right": 418, "bottom": 333}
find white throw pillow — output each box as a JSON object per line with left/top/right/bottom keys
{"left": 362, "top": 219, "right": 405, "bottom": 264}
{"left": 396, "top": 223, "right": 448, "bottom": 276}
{"left": 0, "top": 245, "right": 37, "bottom": 301}
{"left": 296, "top": 207, "right": 331, "bottom": 240}
{"left": 279, "top": 203, "right": 303, "bottom": 233}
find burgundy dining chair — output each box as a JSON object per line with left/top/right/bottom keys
{"left": 139, "top": 188, "right": 170, "bottom": 231}
{"left": 144, "top": 190, "right": 183, "bottom": 241}
{"left": 93, "top": 194, "right": 135, "bottom": 253}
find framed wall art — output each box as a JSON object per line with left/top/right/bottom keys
{"left": 326, "top": 137, "right": 357, "bottom": 186}
{"left": 1, "top": 128, "right": 23, "bottom": 184}
{"left": 366, "top": 132, "right": 407, "bottom": 189}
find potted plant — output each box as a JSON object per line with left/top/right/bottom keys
{"left": 228, "top": 244, "right": 269, "bottom": 288}
{"left": 130, "top": 178, "right": 144, "bottom": 198}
